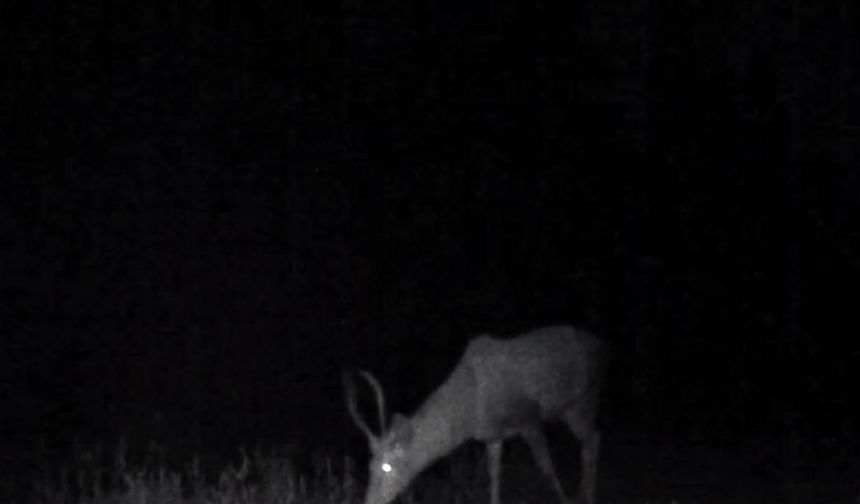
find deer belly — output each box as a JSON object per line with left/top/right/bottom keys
{"left": 478, "top": 396, "right": 543, "bottom": 439}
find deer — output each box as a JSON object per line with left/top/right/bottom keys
{"left": 344, "top": 325, "right": 606, "bottom": 504}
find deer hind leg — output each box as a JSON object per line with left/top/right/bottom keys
{"left": 521, "top": 427, "right": 573, "bottom": 504}
{"left": 562, "top": 408, "right": 600, "bottom": 504}
{"left": 486, "top": 441, "right": 503, "bottom": 504}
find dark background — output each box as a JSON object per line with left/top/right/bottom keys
{"left": 2, "top": 0, "right": 859, "bottom": 500}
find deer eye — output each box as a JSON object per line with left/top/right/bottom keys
{"left": 381, "top": 462, "right": 392, "bottom": 473}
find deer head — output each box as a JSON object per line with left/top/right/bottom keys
{"left": 343, "top": 370, "right": 420, "bottom": 504}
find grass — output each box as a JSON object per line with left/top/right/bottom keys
{"left": 23, "top": 439, "right": 358, "bottom": 504}
{"left": 12, "top": 434, "right": 860, "bottom": 504}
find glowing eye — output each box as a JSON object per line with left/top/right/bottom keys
{"left": 381, "top": 463, "right": 392, "bottom": 473}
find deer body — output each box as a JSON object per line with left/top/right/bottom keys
{"left": 345, "top": 325, "right": 605, "bottom": 504}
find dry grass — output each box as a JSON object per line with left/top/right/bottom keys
{"left": 24, "top": 439, "right": 359, "bottom": 504}
{"left": 17, "top": 439, "right": 491, "bottom": 504}
{"left": 15, "top": 435, "right": 860, "bottom": 504}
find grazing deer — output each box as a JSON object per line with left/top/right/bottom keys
{"left": 344, "top": 325, "right": 606, "bottom": 504}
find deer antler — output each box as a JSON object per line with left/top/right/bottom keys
{"left": 358, "top": 370, "right": 387, "bottom": 434}
{"left": 343, "top": 369, "right": 383, "bottom": 446}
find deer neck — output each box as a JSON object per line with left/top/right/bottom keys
{"left": 406, "top": 362, "right": 477, "bottom": 472}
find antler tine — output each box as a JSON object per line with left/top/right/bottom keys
{"left": 357, "top": 369, "right": 387, "bottom": 434}
{"left": 342, "top": 369, "right": 379, "bottom": 445}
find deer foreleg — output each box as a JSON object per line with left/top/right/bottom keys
{"left": 522, "top": 428, "right": 572, "bottom": 504}
{"left": 563, "top": 409, "right": 600, "bottom": 504}
{"left": 579, "top": 430, "right": 600, "bottom": 504}
{"left": 486, "top": 441, "right": 503, "bottom": 504}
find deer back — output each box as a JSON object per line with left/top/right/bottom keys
{"left": 466, "top": 326, "right": 604, "bottom": 439}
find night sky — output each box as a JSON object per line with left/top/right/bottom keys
{"left": 3, "top": 1, "right": 860, "bottom": 500}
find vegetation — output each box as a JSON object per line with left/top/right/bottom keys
{"left": 15, "top": 433, "right": 860, "bottom": 504}
{"left": 19, "top": 438, "right": 488, "bottom": 504}
{"left": 23, "top": 439, "right": 358, "bottom": 504}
